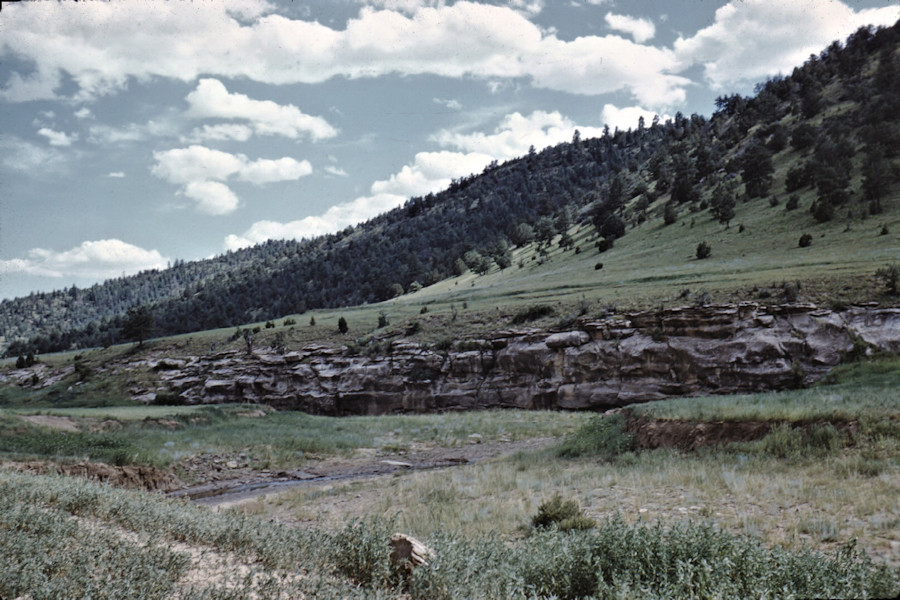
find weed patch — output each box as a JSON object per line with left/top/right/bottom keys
{"left": 556, "top": 413, "right": 634, "bottom": 460}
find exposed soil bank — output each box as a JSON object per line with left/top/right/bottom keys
{"left": 621, "top": 410, "right": 859, "bottom": 451}
{"left": 3, "top": 460, "right": 181, "bottom": 492}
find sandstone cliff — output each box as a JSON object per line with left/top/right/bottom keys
{"left": 138, "top": 303, "right": 900, "bottom": 415}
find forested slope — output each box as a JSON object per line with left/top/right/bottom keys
{"left": 3, "top": 20, "right": 899, "bottom": 356}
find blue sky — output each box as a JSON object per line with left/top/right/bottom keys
{"left": 0, "top": 0, "right": 897, "bottom": 300}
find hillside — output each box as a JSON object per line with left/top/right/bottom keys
{"left": 2, "top": 20, "right": 900, "bottom": 357}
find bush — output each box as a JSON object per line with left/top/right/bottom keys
{"left": 531, "top": 494, "right": 595, "bottom": 532}
{"left": 594, "top": 262, "right": 604, "bottom": 270}
{"left": 596, "top": 238, "right": 614, "bottom": 253}
{"left": 786, "top": 194, "right": 800, "bottom": 210}
{"left": 511, "top": 304, "right": 555, "bottom": 325}
{"left": 338, "top": 316, "right": 348, "bottom": 334}
{"left": 696, "top": 241, "right": 712, "bottom": 259}
{"left": 875, "top": 263, "right": 900, "bottom": 295}
{"left": 799, "top": 233, "right": 813, "bottom": 247}
{"left": 327, "top": 519, "right": 394, "bottom": 587}
{"left": 556, "top": 414, "right": 634, "bottom": 460}
{"left": 663, "top": 202, "right": 678, "bottom": 225}
{"left": 761, "top": 423, "right": 843, "bottom": 459}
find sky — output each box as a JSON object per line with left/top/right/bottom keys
{"left": 0, "top": 0, "right": 898, "bottom": 300}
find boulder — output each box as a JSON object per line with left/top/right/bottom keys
{"left": 545, "top": 330, "right": 591, "bottom": 348}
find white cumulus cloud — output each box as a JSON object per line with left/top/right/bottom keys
{"left": 674, "top": 0, "right": 900, "bottom": 88}
{"left": 182, "top": 181, "right": 240, "bottom": 216}
{"left": 0, "top": 0, "right": 689, "bottom": 109}
{"left": 604, "top": 12, "right": 655, "bottom": 43}
{"left": 600, "top": 104, "right": 670, "bottom": 132}
{"left": 151, "top": 145, "right": 313, "bottom": 214}
{"left": 432, "top": 110, "right": 604, "bottom": 158}
{"left": 185, "top": 78, "right": 338, "bottom": 141}
{"left": 37, "top": 127, "right": 77, "bottom": 146}
{"left": 0, "top": 239, "right": 168, "bottom": 279}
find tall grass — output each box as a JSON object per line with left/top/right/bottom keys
{"left": 2, "top": 469, "right": 896, "bottom": 599}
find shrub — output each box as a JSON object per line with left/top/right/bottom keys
{"left": 594, "top": 262, "right": 604, "bottom": 270}
{"left": 377, "top": 311, "right": 389, "bottom": 328}
{"left": 282, "top": 318, "right": 297, "bottom": 326}
{"left": 596, "top": 238, "right": 614, "bottom": 253}
{"left": 511, "top": 304, "right": 555, "bottom": 325}
{"left": 531, "top": 494, "right": 595, "bottom": 532}
{"left": 875, "top": 263, "right": 900, "bottom": 295}
{"left": 405, "top": 321, "right": 422, "bottom": 336}
{"left": 663, "top": 202, "right": 678, "bottom": 225}
{"left": 696, "top": 241, "right": 712, "bottom": 259}
{"left": 761, "top": 423, "right": 843, "bottom": 459}
{"left": 327, "top": 518, "right": 393, "bottom": 587}
{"left": 556, "top": 414, "right": 634, "bottom": 460}
{"left": 782, "top": 281, "right": 800, "bottom": 302}
{"left": 786, "top": 194, "right": 800, "bottom": 210}
{"left": 799, "top": 233, "right": 813, "bottom": 247}
{"left": 338, "top": 316, "right": 348, "bottom": 334}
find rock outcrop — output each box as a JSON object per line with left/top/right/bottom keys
{"left": 134, "top": 303, "right": 900, "bottom": 415}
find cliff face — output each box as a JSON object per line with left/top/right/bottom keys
{"left": 140, "top": 303, "right": 900, "bottom": 415}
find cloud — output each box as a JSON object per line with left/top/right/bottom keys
{"left": 37, "top": 127, "right": 77, "bottom": 147}
{"left": 324, "top": 166, "right": 349, "bottom": 177}
{"left": 604, "top": 12, "right": 655, "bottom": 43}
{"left": 0, "top": 239, "right": 168, "bottom": 279}
{"left": 185, "top": 78, "right": 337, "bottom": 141}
{"left": 433, "top": 110, "right": 605, "bottom": 158}
{"left": 151, "top": 145, "right": 313, "bottom": 214}
{"left": 508, "top": 0, "right": 544, "bottom": 16}
{"left": 0, "top": 0, "right": 688, "bottom": 109}
{"left": 674, "top": 0, "right": 900, "bottom": 89}
{"left": 371, "top": 150, "right": 494, "bottom": 197}
{"left": 87, "top": 119, "right": 180, "bottom": 144}
{"left": 184, "top": 123, "right": 254, "bottom": 143}
{"left": 237, "top": 157, "right": 314, "bottom": 185}
{"left": 182, "top": 181, "right": 240, "bottom": 215}
{"left": 74, "top": 107, "right": 92, "bottom": 119}
{"left": 600, "top": 104, "right": 670, "bottom": 132}
{"left": 152, "top": 146, "right": 246, "bottom": 186}
{"left": 0, "top": 136, "right": 66, "bottom": 173}
{"left": 433, "top": 97, "right": 463, "bottom": 110}
{"left": 106, "top": 171, "right": 125, "bottom": 178}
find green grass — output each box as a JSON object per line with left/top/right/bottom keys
{"left": 629, "top": 355, "right": 900, "bottom": 424}
{"left": 0, "top": 406, "right": 581, "bottom": 473}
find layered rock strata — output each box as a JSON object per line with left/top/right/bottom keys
{"left": 147, "top": 303, "right": 900, "bottom": 415}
